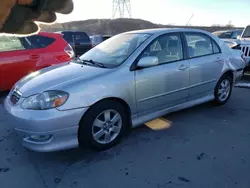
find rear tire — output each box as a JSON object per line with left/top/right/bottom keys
{"left": 214, "top": 74, "right": 233, "bottom": 106}
{"left": 78, "top": 100, "right": 129, "bottom": 150}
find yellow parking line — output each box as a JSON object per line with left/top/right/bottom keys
{"left": 145, "top": 117, "right": 172, "bottom": 131}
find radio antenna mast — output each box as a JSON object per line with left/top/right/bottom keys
{"left": 185, "top": 14, "right": 194, "bottom": 27}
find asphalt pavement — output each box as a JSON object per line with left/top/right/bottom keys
{"left": 0, "top": 78, "right": 250, "bottom": 188}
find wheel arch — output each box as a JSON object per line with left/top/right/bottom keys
{"left": 222, "top": 70, "right": 234, "bottom": 80}
{"left": 78, "top": 97, "right": 132, "bottom": 127}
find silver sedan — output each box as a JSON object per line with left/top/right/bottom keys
{"left": 4, "top": 28, "right": 245, "bottom": 152}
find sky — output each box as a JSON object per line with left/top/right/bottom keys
{"left": 57, "top": 0, "right": 250, "bottom": 27}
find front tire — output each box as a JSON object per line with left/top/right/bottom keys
{"left": 214, "top": 74, "right": 233, "bottom": 105}
{"left": 78, "top": 100, "right": 129, "bottom": 150}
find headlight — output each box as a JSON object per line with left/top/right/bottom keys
{"left": 21, "top": 91, "right": 69, "bottom": 110}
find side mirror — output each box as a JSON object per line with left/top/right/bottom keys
{"left": 237, "top": 35, "right": 241, "bottom": 40}
{"left": 137, "top": 56, "right": 159, "bottom": 68}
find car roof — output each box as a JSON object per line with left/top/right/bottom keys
{"left": 59, "top": 31, "right": 88, "bottom": 34}
{"left": 213, "top": 29, "right": 243, "bottom": 33}
{"left": 126, "top": 28, "right": 210, "bottom": 35}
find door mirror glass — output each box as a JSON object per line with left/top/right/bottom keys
{"left": 137, "top": 56, "right": 159, "bottom": 68}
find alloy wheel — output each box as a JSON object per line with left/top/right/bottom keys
{"left": 92, "top": 109, "right": 122, "bottom": 144}
{"left": 217, "top": 79, "right": 231, "bottom": 102}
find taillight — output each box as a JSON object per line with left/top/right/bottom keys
{"left": 64, "top": 44, "right": 75, "bottom": 59}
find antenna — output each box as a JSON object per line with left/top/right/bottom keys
{"left": 112, "top": 0, "right": 132, "bottom": 19}
{"left": 185, "top": 14, "right": 194, "bottom": 27}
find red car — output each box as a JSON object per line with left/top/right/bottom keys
{"left": 0, "top": 32, "right": 74, "bottom": 91}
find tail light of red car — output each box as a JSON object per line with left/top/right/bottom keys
{"left": 64, "top": 44, "right": 75, "bottom": 59}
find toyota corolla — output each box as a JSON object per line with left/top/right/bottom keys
{"left": 4, "top": 28, "right": 245, "bottom": 152}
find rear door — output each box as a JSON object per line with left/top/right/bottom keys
{"left": 184, "top": 32, "right": 223, "bottom": 101}
{"left": 0, "top": 36, "right": 36, "bottom": 91}
{"left": 25, "top": 35, "right": 56, "bottom": 69}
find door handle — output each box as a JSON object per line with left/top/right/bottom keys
{"left": 30, "top": 54, "right": 39, "bottom": 60}
{"left": 178, "top": 64, "right": 189, "bottom": 71}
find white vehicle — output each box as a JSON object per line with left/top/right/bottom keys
{"left": 232, "top": 26, "right": 250, "bottom": 71}
{"left": 213, "top": 29, "right": 243, "bottom": 45}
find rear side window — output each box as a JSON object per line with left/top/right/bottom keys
{"left": 0, "top": 36, "right": 25, "bottom": 52}
{"left": 26, "top": 35, "right": 55, "bottom": 49}
{"left": 212, "top": 41, "right": 221, "bottom": 54}
{"left": 185, "top": 33, "right": 213, "bottom": 58}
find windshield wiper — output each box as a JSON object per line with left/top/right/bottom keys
{"left": 73, "top": 57, "right": 107, "bottom": 68}
{"left": 73, "top": 56, "right": 87, "bottom": 64}
{"left": 81, "top": 59, "right": 106, "bottom": 68}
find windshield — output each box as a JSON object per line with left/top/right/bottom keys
{"left": 79, "top": 33, "right": 151, "bottom": 68}
{"left": 242, "top": 26, "right": 250, "bottom": 38}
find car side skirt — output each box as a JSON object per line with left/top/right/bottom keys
{"left": 131, "top": 93, "right": 215, "bottom": 128}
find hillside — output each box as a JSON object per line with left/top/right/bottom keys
{"left": 40, "top": 18, "right": 243, "bottom": 35}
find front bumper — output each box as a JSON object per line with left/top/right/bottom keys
{"left": 4, "top": 96, "right": 88, "bottom": 152}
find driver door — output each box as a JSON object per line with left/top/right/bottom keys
{"left": 135, "top": 33, "right": 190, "bottom": 115}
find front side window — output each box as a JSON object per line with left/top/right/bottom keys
{"left": 141, "top": 34, "right": 183, "bottom": 64}
{"left": 79, "top": 33, "right": 151, "bottom": 67}
{"left": 185, "top": 33, "right": 213, "bottom": 58}
{"left": 0, "top": 36, "right": 25, "bottom": 52}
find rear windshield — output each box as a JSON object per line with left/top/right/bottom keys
{"left": 62, "top": 32, "right": 90, "bottom": 43}
{"left": 242, "top": 26, "right": 250, "bottom": 38}
{"left": 214, "top": 31, "right": 232, "bottom": 39}
{"left": 103, "top": 36, "right": 111, "bottom": 41}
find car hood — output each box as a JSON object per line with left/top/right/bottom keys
{"left": 15, "top": 62, "right": 111, "bottom": 97}
{"left": 240, "top": 38, "right": 250, "bottom": 45}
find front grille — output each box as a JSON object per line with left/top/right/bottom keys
{"left": 240, "top": 45, "right": 250, "bottom": 57}
{"left": 10, "top": 89, "right": 22, "bottom": 105}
